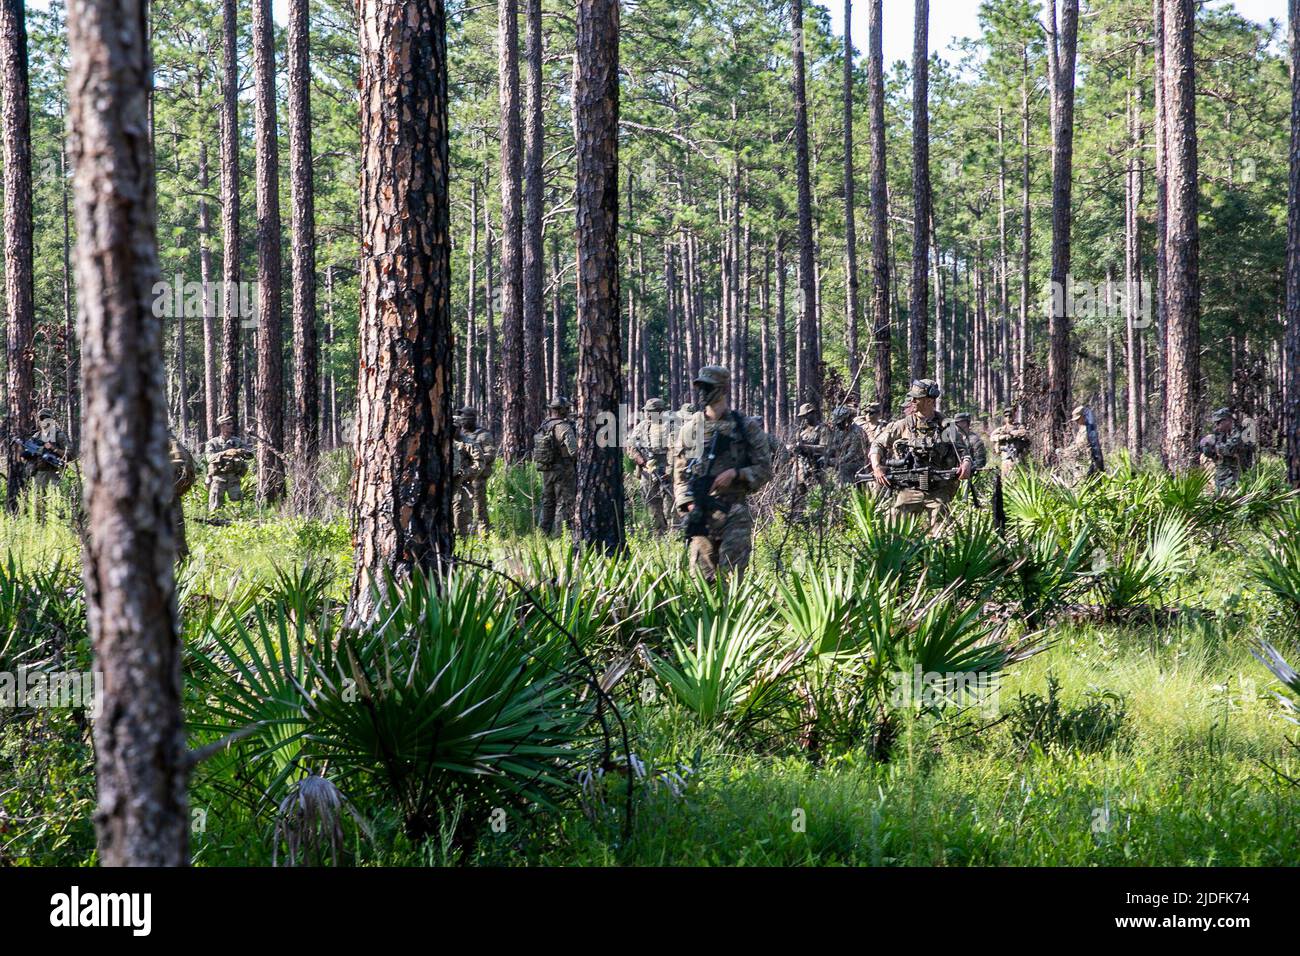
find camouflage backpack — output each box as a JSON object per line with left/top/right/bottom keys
{"left": 533, "top": 421, "right": 558, "bottom": 471}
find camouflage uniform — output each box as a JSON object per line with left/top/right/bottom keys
{"left": 791, "top": 403, "right": 832, "bottom": 496}
{"left": 630, "top": 398, "right": 673, "bottom": 533}
{"left": 828, "top": 406, "right": 869, "bottom": 486}
{"left": 869, "top": 380, "right": 972, "bottom": 534}
{"left": 989, "top": 410, "right": 1031, "bottom": 478}
{"left": 203, "top": 417, "right": 252, "bottom": 510}
{"left": 673, "top": 366, "right": 772, "bottom": 581}
{"left": 169, "top": 433, "right": 197, "bottom": 560}
{"left": 1200, "top": 408, "right": 1251, "bottom": 494}
{"left": 954, "top": 414, "right": 988, "bottom": 470}
{"left": 27, "top": 410, "right": 70, "bottom": 519}
{"left": 535, "top": 397, "right": 578, "bottom": 536}
{"left": 452, "top": 407, "right": 496, "bottom": 535}
{"left": 1056, "top": 406, "right": 1094, "bottom": 484}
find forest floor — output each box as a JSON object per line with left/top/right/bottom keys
{"left": 1, "top": 458, "right": 1298, "bottom": 867}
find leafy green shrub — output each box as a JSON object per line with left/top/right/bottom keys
{"left": 1008, "top": 676, "right": 1129, "bottom": 752}
{"left": 1092, "top": 513, "right": 1193, "bottom": 610}
{"left": 1248, "top": 505, "right": 1300, "bottom": 618}
{"left": 489, "top": 462, "right": 544, "bottom": 538}
{"left": 191, "top": 568, "right": 596, "bottom": 844}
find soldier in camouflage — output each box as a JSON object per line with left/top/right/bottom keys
{"left": 27, "top": 408, "right": 71, "bottom": 521}
{"left": 954, "top": 413, "right": 988, "bottom": 470}
{"left": 1055, "top": 405, "right": 1094, "bottom": 484}
{"left": 868, "top": 379, "right": 974, "bottom": 534}
{"left": 1199, "top": 407, "right": 1252, "bottom": 494}
{"left": 202, "top": 414, "right": 253, "bottom": 511}
{"left": 168, "top": 431, "right": 197, "bottom": 560}
{"left": 673, "top": 365, "right": 772, "bottom": 581}
{"left": 791, "top": 402, "right": 831, "bottom": 498}
{"left": 535, "top": 395, "right": 578, "bottom": 536}
{"left": 630, "top": 397, "right": 673, "bottom": 533}
{"left": 989, "top": 407, "right": 1031, "bottom": 477}
{"left": 828, "top": 405, "right": 869, "bottom": 486}
{"left": 453, "top": 406, "right": 497, "bottom": 535}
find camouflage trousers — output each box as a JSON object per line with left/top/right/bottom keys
{"left": 29, "top": 468, "right": 60, "bottom": 521}
{"left": 890, "top": 485, "right": 957, "bottom": 536}
{"left": 453, "top": 478, "right": 491, "bottom": 535}
{"left": 687, "top": 500, "right": 754, "bottom": 582}
{"left": 539, "top": 466, "right": 576, "bottom": 536}
{"left": 170, "top": 496, "right": 189, "bottom": 561}
{"left": 1213, "top": 467, "right": 1240, "bottom": 496}
{"left": 208, "top": 475, "right": 243, "bottom": 510}
{"left": 639, "top": 469, "right": 671, "bottom": 533}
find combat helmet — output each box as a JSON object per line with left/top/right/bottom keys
{"left": 906, "top": 379, "right": 941, "bottom": 400}
{"left": 795, "top": 402, "right": 819, "bottom": 421}
{"left": 643, "top": 397, "right": 667, "bottom": 413}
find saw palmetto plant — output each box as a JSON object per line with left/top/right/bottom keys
{"left": 1092, "top": 513, "right": 1194, "bottom": 611}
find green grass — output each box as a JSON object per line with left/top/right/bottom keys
{"left": 2, "top": 463, "right": 1299, "bottom": 867}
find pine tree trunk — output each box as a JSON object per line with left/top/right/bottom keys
{"left": 522, "top": 0, "right": 545, "bottom": 433}
{"left": 1161, "top": 0, "right": 1201, "bottom": 472}
{"left": 498, "top": 0, "right": 526, "bottom": 461}
{"left": 350, "top": 0, "right": 455, "bottom": 617}
{"left": 575, "top": 0, "right": 623, "bottom": 553}
{"left": 1018, "top": 43, "right": 1031, "bottom": 395}
{"left": 909, "top": 0, "right": 930, "bottom": 383}
{"left": 868, "top": 0, "right": 890, "bottom": 414}
{"left": 843, "top": 0, "right": 860, "bottom": 402}
{"left": 198, "top": 110, "right": 216, "bottom": 442}
{"left": 1153, "top": 0, "right": 1169, "bottom": 449}
{"left": 1046, "top": 0, "right": 1079, "bottom": 439}
{"left": 252, "top": 0, "right": 284, "bottom": 502}
{"left": 1126, "top": 74, "right": 1145, "bottom": 459}
{"left": 61, "top": 97, "right": 79, "bottom": 449}
{"left": 1, "top": 0, "right": 34, "bottom": 509}
{"left": 792, "top": 0, "right": 819, "bottom": 404}
{"left": 1288, "top": 0, "right": 1300, "bottom": 486}
{"left": 775, "top": 231, "right": 788, "bottom": 429}
{"left": 68, "top": 0, "right": 186, "bottom": 867}
{"left": 287, "top": 0, "right": 318, "bottom": 508}
{"left": 218, "top": 0, "right": 241, "bottom": 428}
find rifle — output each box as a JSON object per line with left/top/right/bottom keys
{"left": 13, "top": 437, "right": 64, "bottom": 471}
{"left": 992, "top": 472, "right": 1006, "bottom": 533}
{"left": 855, "top": 446, "right": 961, "bottom": 492}
{"left": 681, "top": 413, "right": 745, "bottom": 540}
{"left": 1084, "top": 407, "right": 1105, "bottom": 474}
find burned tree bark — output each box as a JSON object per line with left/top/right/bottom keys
{"left": 68, "top": 0, "right": 187, "bottom": 867}
{"left": 574, "top": 0, "right": 623, "bottom": 553}
{"left": 350, "top": 0, "right": 455, "bottom": 615}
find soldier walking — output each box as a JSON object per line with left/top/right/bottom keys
{"left": 453, "top": 406, "right": 497, "bottom": 535}
{"left": 630, "top": 397, "right": 673, "bottom": 533}
{"left": 829, "top": 405, "right": 869, "bottom": 486}
{"left": 26, "top": 408, "right": 71, "bottom": 521}
{"left": 203, "top": 414, "right": 253, "bottom": 511}
{"left": 954, "top": 413, "right": 988, "bottom": 470}
{"left": 989, "top": 407, "right": 1031, "bottom": 478}
{"left": 868, "top": 379, "right": 974, "bottom": 534}
{"left": 673, "top": 365, "right": 772, "bottom": 581}
{"left": 534, "top": 395, "right": 578, "bottom": 536}
{"left": 168, "top": 431, "right": 197, "bottom": 560}
{"left": 1055, "top": 405, "right": 1096, "bottom": 484}
{"left": 1199, "top": 407, "right": 1252, "bottom": 495}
